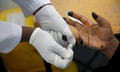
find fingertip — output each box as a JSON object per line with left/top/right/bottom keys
{"left": 68, "top": 40, "right": 76, "bottom": 46}
{"left": 67, "top": 44, "right": 74, "bottom": 58}
{"left": 67, "top": 11, "right": 73, "bottom": 17}
{"left": 67, "top": 44, "right": 73, "bottom": 49}
{"left": 92, "top": 12, "right": 98, "bottom": 20}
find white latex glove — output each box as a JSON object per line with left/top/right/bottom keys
{"left": 30, "top": 28, "right": 73, "bottom": 69}
{"left": 12, "top": 0, "right": 76, "bottom": 46}
{"left": 49, "top": 31, "right": 68, "bottom": 47}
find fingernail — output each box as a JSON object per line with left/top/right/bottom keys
{"left": 67, "top": 11, "right": 73, "bottom": 16}
{"left": 92, "top": 12, "right": 98, "bottom": 19}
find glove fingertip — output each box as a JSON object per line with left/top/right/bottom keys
{"left": 68, "top": 38, "right": 76, "bottom": 46}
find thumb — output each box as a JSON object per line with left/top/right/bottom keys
{"left": 92, "top": 12, "right": 110, "bottom": 27}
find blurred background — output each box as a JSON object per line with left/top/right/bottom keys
{"left": 0, "top": 0, "right": 120, "bottom": 72}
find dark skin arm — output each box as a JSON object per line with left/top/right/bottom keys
{"left": 21, "top": 22, "right": 41, "bottom": 42}
{"left": 21, "top": 26, "right": 34, "bottom": 42}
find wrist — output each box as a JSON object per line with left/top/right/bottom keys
{"left": 21, "top": 27, "right": 34, "bottom": 42}
{"left": 101, "top": 37, "right": 119, "bottom": 59}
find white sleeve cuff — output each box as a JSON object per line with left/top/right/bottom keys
{"left": 12, "top": 0, "right": 51, "bottom": 16}
{"left": 0, "top": 21, "right": 22, "bottom": 53}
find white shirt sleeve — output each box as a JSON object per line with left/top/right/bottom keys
{"left": 0, "top": 21, "right": 22, "bottom": 53}
{"left": 12, "top": 0, "right": 51, "bottom": 17}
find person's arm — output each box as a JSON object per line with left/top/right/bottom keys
{"left": 0, "top": 21, "right": 36, "bottom": 53}
{"left": 0, "top": 21, "right": 22, "bottom": 53}
{"left": 0, "top": 21, "right": 73, "bottom": 69}
{"left": 12, "top": 0, "right": 76, "bottom": 46}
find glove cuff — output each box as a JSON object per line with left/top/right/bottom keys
{"left": 13, "top": 0, "right": 51, "bottom": 17}
{"left": 35, "top": 5, "right": 68, "bottom": 32}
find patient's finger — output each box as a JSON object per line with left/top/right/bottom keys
{"left": 67, "top": 11, "right": 92, "bottom": 26}
{"left": 64, "top": 17, "right": 75, "bottom": 26}
{"left": 68, "top": 11, "right": 89, "bottom": 24}
{"left": 66, "top": 18, "right": 82, "bottom": 31}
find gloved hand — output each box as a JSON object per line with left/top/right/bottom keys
{"left": 12, "top": 0, "right": 76, "bottom": 46}
{"left": 49, "top": 31, "right": 68, "bottom": 47}
{"left": 29, "top": 28, "right": 73, "bottom": 69}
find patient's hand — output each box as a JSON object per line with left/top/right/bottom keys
{"left": 66, "top": 11, "right": 119, "bottom": 52}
